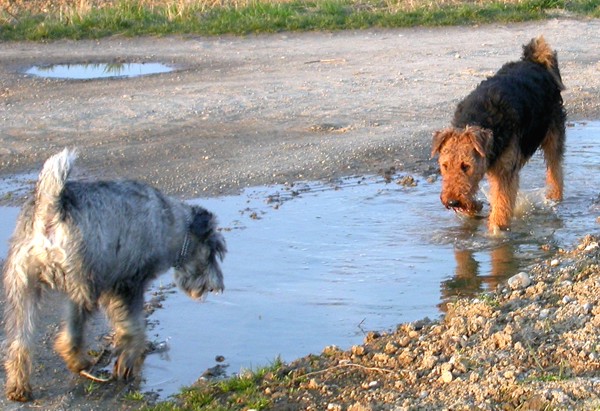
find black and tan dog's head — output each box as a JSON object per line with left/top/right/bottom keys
{"left": 432, "top": 126, "right": 492, "bottom": 216}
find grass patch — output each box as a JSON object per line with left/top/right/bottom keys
{"left": 143, "top": 357, "right": 285, "bottom": 411}
{"left": 1, "top": 0, "right": 599, "bottom": 40}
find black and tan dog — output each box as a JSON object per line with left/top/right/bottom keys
{"left": 432, "top": 36, "right": 566, "bottom": 233}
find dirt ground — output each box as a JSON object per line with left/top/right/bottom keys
{"left": 0, "top": 17, "right": 599, "bottom": 410}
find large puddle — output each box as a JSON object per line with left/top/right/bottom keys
{"left": 0, "top": 122, "right": 597, "bottom": 398}
{"left": 24, "top": 62, "right": 173, "bottom": 80}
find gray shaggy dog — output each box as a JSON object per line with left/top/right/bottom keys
{"left": 3, "top": 149, "right": 226, "bottom": 402}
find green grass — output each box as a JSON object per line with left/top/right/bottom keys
{"left": 1, "top": 0, "right": 599, "bottom": 41}
{"left": 143, "top": 358, "right": 285, "bottom": 411}
{"left": 123, "top": 390, "right": 146, "bottom": 401}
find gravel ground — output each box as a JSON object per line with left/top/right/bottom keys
{"left": 0, "top": 17, "right": 599, "bottom": 410}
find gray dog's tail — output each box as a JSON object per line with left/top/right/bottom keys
{"left": 33, "top": 149, "right": 76, "bottom": 231}
{"left": 522, "top": 36, "right": 565, "bottom": 90}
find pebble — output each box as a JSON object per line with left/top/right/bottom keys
{"left": 507, "top": 272, "right": 531, "bottom": 289}
{"left": 550, "top": 389, "right": 570, "bottom": 404}
{"left": 441, "top": 370, "right": 453, "bottom": 383}
{"left": 351, "top": 345, "right": 366, "bottom": 356}
{"left": 562, "top": 295, "right": 573, "bottom": 304}
{"left": 323, "top": 345, "right": 341, "bottom": 355}
{"left": 384, "top": 342, "right": 399, "bottom": 354}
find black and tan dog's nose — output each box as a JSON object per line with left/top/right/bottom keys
{"left": 446, "top": 199, "right": 461, "bottom": 208}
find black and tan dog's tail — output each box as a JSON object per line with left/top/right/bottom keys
{"left": 33, "top": 148, "right": 76, "bottom": 233}
{"left": 522, "top": 36, "right": 565, "bottom": 90}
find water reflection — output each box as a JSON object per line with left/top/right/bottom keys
{"left": 25, "top": 62, "right": 173, "bottom": 79}
{"left": 441, "top": 243, "right": 518, "bottom": 310}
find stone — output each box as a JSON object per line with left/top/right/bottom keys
{"left": 507, "top": 272, "right": 532, "bottom": 289}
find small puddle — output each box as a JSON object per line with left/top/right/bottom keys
{"left": 0, "top": 122, "right": 597, "bottom": 398}
{"left": 24, "top": 62, "right": 173, "bottom": 80}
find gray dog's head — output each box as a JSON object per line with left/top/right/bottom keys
{"left": 174, "top": 206, "right": 226, "bottom": 300}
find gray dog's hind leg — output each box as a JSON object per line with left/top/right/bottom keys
{"left": 101, "top": 291, "right": 147, "bottom": 380}
{"left": 54, "top": 302, "right": 93, "bottom": 373}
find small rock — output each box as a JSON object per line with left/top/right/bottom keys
{"left": 308, "top": 379, "right": 320, "bottom": 390}
{"left": 351, "top": 345, "right": 366, "bottom": 356}
{"left": 372, "top": 353, "right": 390, "bottom": 363}
{"left": 384, "top": 342, "right": 399, "bottom": 354}
{"left": 348, "top": 403, "right": 372, "bottom": 411}
{"left": 368, "top": 381, "right": 379, "bottom": 389}
{"left": 323, "top": 345, "right": 341, "bottom": 355}
{"left": 398, "top": 336, "right": 411, "bottom": 347}
{"left": 441, "top": 370, "right": 453, "bottom": 383}
{"left": 550, "top": 389, "right": 570, "bottom": 404}
{"left": 421, "top": 355, "right": 438, "bottom": 370}
{"left": 539, "top": 308, "right": 551, "bottom": 319}
{"left": 364, "top": 331, "right": 381, "bottom": 342}
{"left": 551, "top": 259, "right": 560, "bottom": 267}
{"left": 583, "top": 302, "right": 593, "bottom": 314}
{"left": 584, "top": 242, "right": 599, "bottom": 251}
{"left": 440, "top": 362, "right": 453, "bottom": 373}
{"left": 562, "top": 295, "right": 573, "bottom": 304}
{"left": 507, "top": 272, "right": 532, "bottom": 289}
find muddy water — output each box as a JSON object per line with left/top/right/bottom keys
{"left": 0, "top": 122, "right": 597, "bottom": 398}
{"left": 142, "top": 122, "right": 600, "bottom": 397}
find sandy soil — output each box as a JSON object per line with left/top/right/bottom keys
{"left": 0, "top": 17, "right": 599, "bottom": 410}
{"left": 1, "top": 19, "right": 599, "bottom": 199}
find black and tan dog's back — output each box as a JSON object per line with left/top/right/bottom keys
{"left": 432, "top": 36, "right": 566, "bottom": 233}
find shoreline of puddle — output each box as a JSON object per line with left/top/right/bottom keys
{"left": 0, "top": 121, "right": 597, "bottom": 398}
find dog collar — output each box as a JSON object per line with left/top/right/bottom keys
{"left": 174, "top": 215, "right": 193, "bottom": 270}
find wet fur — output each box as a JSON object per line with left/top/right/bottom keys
{"left": 3, "top": 149, "right": 226, "bottom": 401}
{"left": 432, "top": 36, "right": 566, "bottom": 232}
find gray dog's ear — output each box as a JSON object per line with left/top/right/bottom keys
{"left": 189, "top": 207, "right": 215, "bottom": 241}
{"left": 190, "top": 206, "right": 227, "bottom": 261}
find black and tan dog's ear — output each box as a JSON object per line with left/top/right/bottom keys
{"left": 465, "top": 126, "right": 493, "bottom": 158}
{"left": 431, "top": 128, "right": 454, "bottom": 158}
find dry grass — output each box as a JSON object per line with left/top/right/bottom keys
{"left": 0, "top": 0, "right": 540, "bottom": 16}
{"left": 1, "top": 0, "right": 595, "bottom": 40}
